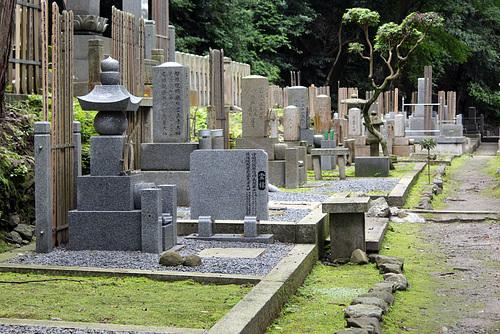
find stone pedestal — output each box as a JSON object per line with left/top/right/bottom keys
{"left": 322, "top": 197, "right": 370, "bottom": 260}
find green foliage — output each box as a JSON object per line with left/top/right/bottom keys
{"left": 73, "top": 99, "right": 97, "bottom": 175}
{"left": 420, "top": 137, "right": 437, "bottom": 184}
{"left": 342, "top": 8, "right": 380, "bottom": 27}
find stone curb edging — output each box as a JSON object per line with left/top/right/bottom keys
{"left": 207, "top": 244, "right": 318, "bottom": 334}
{"left": 387, "top": 163, "right": 426, "bottom": 207}
{"left": 0, "top": 318, "right": 204, "bottom": 334}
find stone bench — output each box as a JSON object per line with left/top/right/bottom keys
{"left": 311, "top": 148, "right": 350, "bottom": 180}
{"left": 322, "top": 197, "right": 370, "bottom": 260}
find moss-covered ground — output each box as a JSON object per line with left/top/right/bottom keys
{"left": 0, "top": 272, "right": 252, "bottom": 329}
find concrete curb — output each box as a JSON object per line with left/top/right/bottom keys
{"left": 207, "top": 244, "right": 318, "bottom": 334}
{"left": 387, "top": 162, "right": 426, "bottom": 207}
{"left": 0, "top": 318, "right": 204, "bottom": 334}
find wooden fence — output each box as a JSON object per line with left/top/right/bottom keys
{"left": 8, "top": 0, "right": 42, "bottom": 95}
{"left": 41, "top": 0, "right": 74, "bottom": 246}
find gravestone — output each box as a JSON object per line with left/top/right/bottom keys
{"left": 151, "top": 62, "right": 190, "bottom": 143}
{"left": 355, "top": 157, "right": 390, "bottom": 177}
{"left": 283, "top": 105, "right": 300, "bottom": 141}
{"left": 190, "top": 150, "right": 269, "bottom": 221}
{"left": 394, "top": 114, "right": 405, "bottom": 137}
{"left": 288, "top": 86, "right": 314, "bottom": 144}
{"left": 348, "top": 107, "right": 362, "bottom": 137}
{"left": 241, "top": 75, "right": 268, "bottom": 137}
{"left": 315, "top": 95, "right": 331, "bottom": 133}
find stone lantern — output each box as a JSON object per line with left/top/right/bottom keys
{"left": 77, "top": 57, "right": 141, "bottom": 175}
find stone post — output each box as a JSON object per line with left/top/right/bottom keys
{"left": 34, "top": 122, "right": 52, "bottom": 253}
{"left": 315, "top": 95, "right": 331, "bottom": 134}
{"left": 88, "top": 39, "right": 103, "bottom": 90}
{"left": 144, "top": 20, "right": 156, "bottom": 59}
{"left": 283, "top": 105, "right": 300, "bottom": 141}
{"left": 141, "top": 188, "right": 163, "bottom": 253}
{"left": 169, "top": 25, "right": 176, "bottom": 62}
{"left": 73, "top": 121, "right": 82, "bottom": 206}
{"left": 285, "top": 148, "right": 299, "bottom": 189}
{"left": 322, "top": 197, "right": 370, "bottom": 260}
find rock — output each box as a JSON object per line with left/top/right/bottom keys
{"left": 13, "top": 224, "right": 34, "bottom": 240}
{"left": 5, "top": 231, "right": 23, "bottom": 244}
{"left": 183, "top": 254, "right": 202, "bottom": 266}
{"left": 159, "top": 251, "right": 183, "bottom": 266}
{"left": 432, "top": 177, "right": 443, "bottom": 189}
{"left": 372, "top": 255, "right": 404, "bottom": 270}
{"left": 417, "top": 196, "right": 433, "bottom": 210}
{"left": 358, "top": 291, "right": 395, "bottom": 306}
{"left": 351, "top": 297, "right": 389, "bottom": 313}
{"left": 367, "top": 197, "right": 390, "bottom": 218}
{"left": 368, "top": 282, "right": 395, "bottom": 293}
{"left": 383, "top": 273, "right": 408, "bottom": 291}
{"left": 435, "top": 165, "right": 446, "bottom": 176}
{"left": 334, "top": 329, "right": 370, "bottom": 334}
{"left": 351, "top": 249, "right": 369, "bottom": 265}
{"left": 351, "top": 192, "right": 369, "bottom": 198}
{"left": 344, "top": 304, "right": 384, "bottom": 320}
{"left": 346, "top": 317, "right": 382, "bottom": 334}
{"left": 420, "top": 188, "right": 434, "bottom": 199}
{"left": 8, "top": 213, "right": 20, "bottom": 228}
{"left": 379, "top": 263, "right": 403, "bottom": 274}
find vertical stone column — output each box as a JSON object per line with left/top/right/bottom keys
{"left": 141, "top": 188, "right": 163, "bottom": 253}
{"left": 241, "top": 75, "right": 269, "bottom": 138}
{"left": 348, "top": 108, "right": 362, "bottom": 137}
{"left": 285, "top": 148, "right": 299, "bottom": 189}
{"left": 34, "top": 122, "right": 52, "bottom": 253}
{"left": 169, "top": 25, "right": 176, "bottom": 62}
{"left": 288, "top": 86, "right": 309, "bottom": 130}
{"left": 283, "top": 105, "right": 300, "bottom": 141}
{"left": 73, "top": 121, "right": 82, "bottom": 206}
{"left": 394, "top": 114, "right": 405, "bottom": 137}
{"left": 88, "top": 39, "right": 103, "bottom": 90}
{"left": 144, "top": 20, "right": 156, "bottom": 59}
{"left": 158, "top": 185, "right": 178, "bottom": 248}
{"left": 316, "top": 95, "right": 331, "bottom": 134}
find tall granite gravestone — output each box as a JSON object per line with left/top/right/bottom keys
{"left": 315, "top": 95, "right": 332, "bottom": 133}
{"left": 348, "top": 108, "right": 362, "bottom": 137}
{"left": 140, "top": 62, "right": 198, "bottom": 205}
{"left": 190, "top": 150, "right": 269, "bottom": 221}
{"left": 288, "top": 86, "right": 315, "bottom": 145}
{"left": 408, "top": 77, "right": 438, "bottom": 136}
{"left": 235, "top": 75, "right": 279, "bottom": 159}
{"left": 70, "top": 57, "right": 177, "bottom": 253}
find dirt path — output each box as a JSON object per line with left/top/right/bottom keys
{"left": 423, "top": 143, "right": 500, "bottom": 333}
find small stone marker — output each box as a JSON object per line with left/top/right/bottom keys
{"left": 243, "top": 216, "right": 259, "bottom": 237}
{"left": 198, "top": 216, "right": 215, "bottom": 237}
{"left": 241, "top": 75, "right": 269, "bottom": 138}
{"left": 348, "top": 107, "right": 362, "bottom": 137}
{"left": 283, "top": 105, "right": 300, "bottom": 141}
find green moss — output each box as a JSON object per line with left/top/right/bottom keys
{"left": 0, "top": 273, "right": 251, "bottom": 329}
{"left": 482, "top": 154, "right": 500, "bottom": 199}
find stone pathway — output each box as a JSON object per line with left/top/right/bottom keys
{"left": 424, "top": 142, "right": 500, "bottom": 333}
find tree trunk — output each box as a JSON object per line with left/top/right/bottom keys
{"left": 0, "top": 0, "right": 17, "bottom": 117}
{"left": 361, "top": 89, "right": 390, "bottom": 157}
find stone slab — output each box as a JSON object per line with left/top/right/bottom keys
{"left": 355, "top": 157, "right": 390, "bottom": 177}
{"left": 190, "top": 150, "right": 269, "bottom": 221}
{"left": 68, "top": 211, "right": 142, "bottom": 251}
{"left": 268, "top": 160, "right": 285, "bottom": 187}
{"left": 235, "top": 137, "right": 279, "bottom": 161}
{"left": 392, "top": 145, "right": 415, "bottom": 156}
{"left": 76, "top": 174, "right": 142, "bottom": 211}
{"left": 141, "top": 171, "right": 190, "bottom": 206}
{"left": 366, "top": 217, "right": 389, "bottom": 252}
{"left": 185, "top": 234, "right": 274, "bottom": 244}
{"left": 242, "top": 75, "right": 269, "bottom": 137}
{"left": 199, "top": 248, "right": 266, "bottom": 258}
{"left": 322, "top": 197, "right": 370, "bottom": 214}
{"left": 141, "top": 143, "right": 198, "bottom": 171}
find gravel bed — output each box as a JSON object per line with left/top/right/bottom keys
{"left": 0, "top": 325, "right": 168, "bottom": 334}
{"left": 311, "top": 178, "right": 399, "bottom": 194}
{"left": 268, "top": 192, "right": 329, "bottom": 202}
{"left": 6, "top": 237, "right": 294, "bottom": 277}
